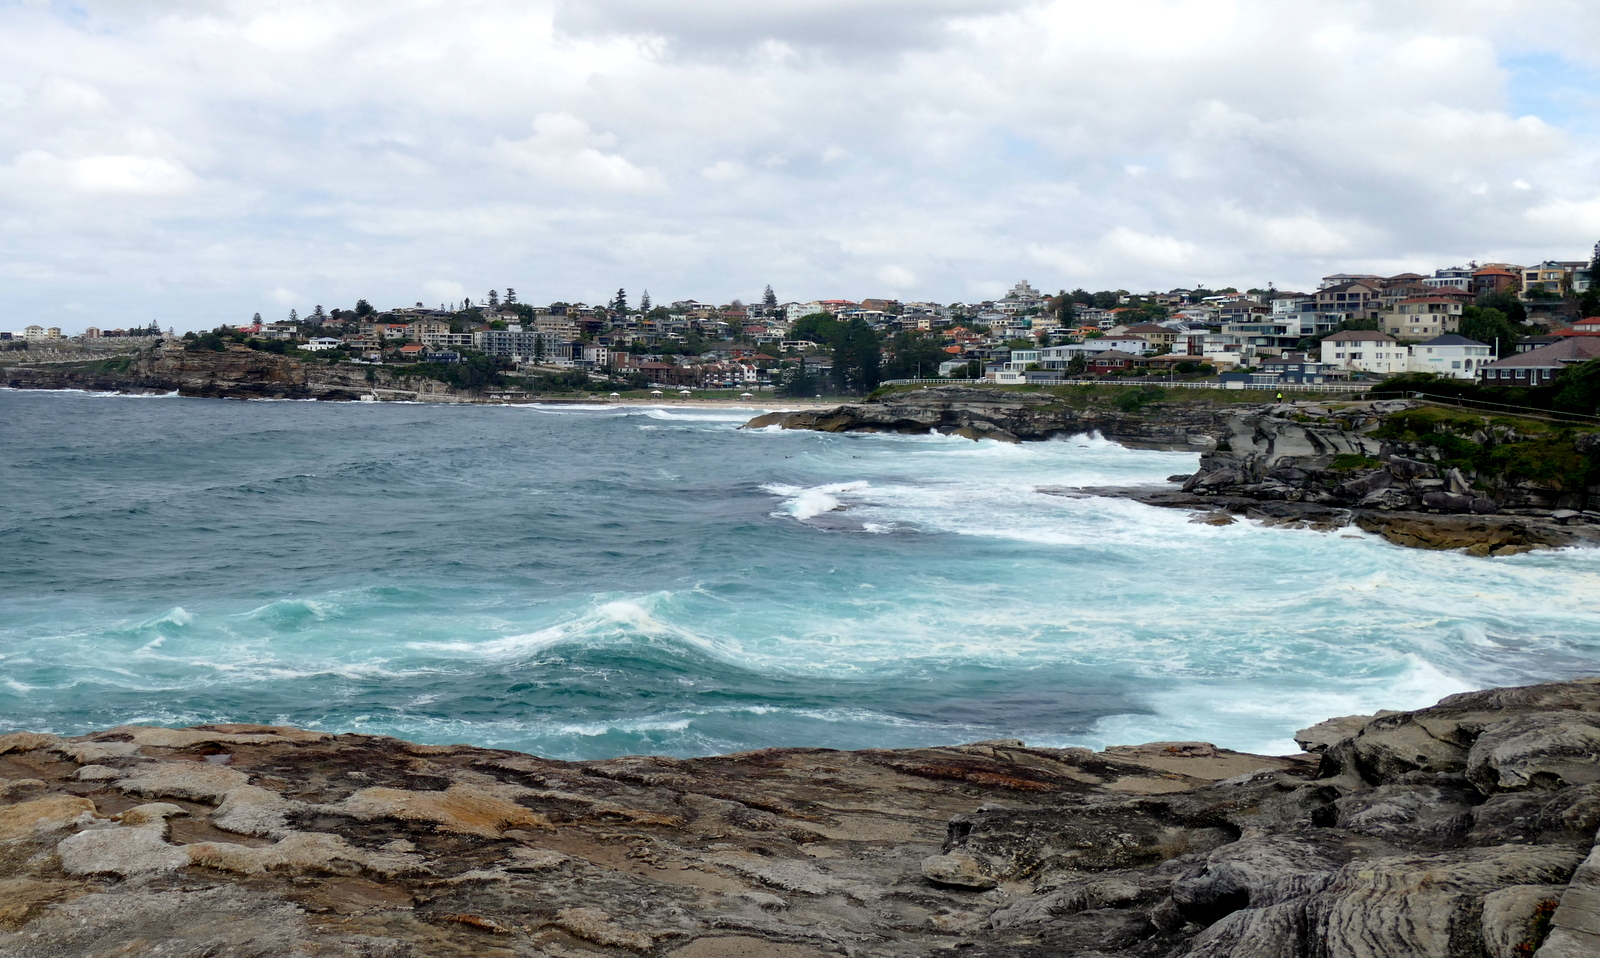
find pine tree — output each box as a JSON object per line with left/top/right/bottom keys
{"left": 252, "top": 312, "right": 262, "bottom": 324}
{"left": 505, "top": 288, "right": 518, "bottom": 304}
{"left": 763, "top": 285, "right": 777, "bottom": 308}
{"left": 289, "top": 309, "right": 298, "bottom": 323}
{"left": 488, "top": 290, "right": 500, "bottom": 308}
{"left": 640, "top": 290, "right": 652, "bottom": 312}
{"left": 614, "top": 288, "right": 628, "bottom": 314}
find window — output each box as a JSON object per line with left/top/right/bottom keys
{"left": 1515, "top": 369, "right": 1526, "bottom": 379}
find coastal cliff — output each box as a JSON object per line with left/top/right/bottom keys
{"left": 1, "top": 679, "right": 1598, "bottom": 957}
{"left": 748, "top": 386, "right": 1600, "bottom": 554}
{"left": 1, "top": 342, "right": 470, "bottom": 402}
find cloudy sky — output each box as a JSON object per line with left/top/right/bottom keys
{"left": 3, "top": 0, "right": 1599, "bottom": 332}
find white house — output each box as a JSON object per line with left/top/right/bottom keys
{"left": 303, "top": 337, "right": 342, "bottom": 351}
{"left": 1320, "top": 330, "right": 1407, "bottom": 375}
{"left": 1407, "top": 335, "right": 1494, "bottom": 380}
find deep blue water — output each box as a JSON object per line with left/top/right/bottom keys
{"left": 3, "top": 389, "right": 1599, "bottom": 758}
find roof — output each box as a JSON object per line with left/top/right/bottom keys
{"left": 1323, "top": 330, "right": 1396, "bottom": 343}
{"left": 1090, "top": 350, "right": 1143, "bottom": 360}
{"left": 1483, "top": 337, "right": 1600, "bottom": 368}
{"left": 1474, "top": 267, "right": 1518, "bottom": 277}
{"left": 1396, "top": 296, "right": 1464, "bottom": 305}
{"left": 1416, "top": 335, "right": 1488, "bottom": 347}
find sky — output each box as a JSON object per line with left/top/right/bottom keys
{"left": 2, "top": 0, "right": 1600, "bottom": 333}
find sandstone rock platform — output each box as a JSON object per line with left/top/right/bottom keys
{"left": 1, "top": 680, "right": 1598, "bottom": 957}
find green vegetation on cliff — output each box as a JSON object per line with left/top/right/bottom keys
{"left": 1372, "top": 406, "right": 1600, "bottom": 497}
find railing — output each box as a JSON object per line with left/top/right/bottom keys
{"left": 1402, "top": 391, "right": 1600, "bottom": 426}
{"left": 880, "top": 378, "right": 1370, "bottom": 395}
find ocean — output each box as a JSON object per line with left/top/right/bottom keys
{"left": 3, "top": 389, "right": 1598, "bottom": 759}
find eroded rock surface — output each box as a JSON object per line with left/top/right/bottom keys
{"left": 0, "top": 681, "right": 1597, "bottom": 957}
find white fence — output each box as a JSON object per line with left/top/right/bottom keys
{"left": 880, "top": 378, "right": 1370, "bottom": 394}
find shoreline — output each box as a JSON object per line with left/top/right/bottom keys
{"left": 1, "top": 384, "right": 844, "bottom": 412}
{"left": 0, "top": 677, "right": 1596, "bottom": 956}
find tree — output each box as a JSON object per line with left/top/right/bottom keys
{"left": 1477, "top": 290, "right": 1527, "bottom": 325}
{"left": 1460, "top": 305, "right": 1519, "bottom": 358}
{"left": 251, "top": 312, "right": 262, "bottom": 324}
{"left": 487, "top": 290, "right": 500, "bottom": 308}
{"left": 288, "top": 308, "right": 298, "bottom": 323}
{"left": 881, "top": 330, "right": 947, "bottom": 380}
{"left": 640, "top": 290, "right": 652, "bottom": 312}
{"left": 763, "top": 285, "right": 778, "bottom": 308}
{"left": 1553, "top": 357, "right": 1600, "bottom": 414}
{"left": 613, "top": 288, "right": 628, "bottom": 314}
{"left": 789, "top": 313, "right": 838, "bottom": 344}
{"left": 310, "top": 305, "right": 326, "bottom": 322}
{"left": 355, "top": 299, "right": 375, "bottom": 317}
{"left": 826, "top": 318, "right": 881, "bottom": 393}
{"left": 777, "top": 362, "right": 819, "bottom": 397}
{"left": 1066, "top": 353, "right": 1088, "bottom": 376}
{"left": 1579, "top": 283, "right": 1600, "bottom": 319}
{"left": 505, "top": 288, "right": 518, "bottom": 305}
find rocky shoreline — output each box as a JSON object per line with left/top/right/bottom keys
{"left": 748, "top": 386, "right": 1600, "bottom": 555}
{"left": 1, "top": 679, "right": 1597, "bottom": 957}
{"left": 1, "top": 342, "right": 467, "bottom": 402}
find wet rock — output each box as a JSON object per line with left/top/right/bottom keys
{"left": 1466, "top": 712, "right": 1600, "bottom": 793}
{"left": 1171, "top": 836, "right": 1347, "bottom": 925}
{"left": 0, "top": 682, "right": 1598, "bottom": 957}
{"left": 923, "top": 852, "right": 998, "bottom": 890}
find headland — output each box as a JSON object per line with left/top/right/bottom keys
{"left": 747, "top": 385, "right": 1600, "bottom": 555}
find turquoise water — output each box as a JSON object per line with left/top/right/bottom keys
{"left": 3, "top": 389, "right": 1599, "bottom": 758}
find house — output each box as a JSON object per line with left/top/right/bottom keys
{"left": 1422, "top": 267, "right": 1475, "bottom": 291}
{"left": 1087, "top": 349, "right": 1144, "bottom": 373}
{"left": 1314, "top": 281, "right": 1383, "bottom": 323}
{"left": 1257, "top": 353, "right": 1340, "bottom": 384}
{"left": 1380, "top": 297, "right": 1464, "bottom": 339}
{"left": 1517, "top": 335, "right": 1563, "bottom": 353}
{"left": 1471, "top": 266, "right": 1521, "bottom": 298}
{"left": 1407, "top": 335, "right": 1494, "bottom": 380}
{"left": 1522, "top": 262, "right": 1575, "bottom": 297}
{"left": 397, "top": 343, "right": 427, "bottom": 360}
{"left": 304, "top": 337, "right": 342, "bottom": 351}
{"left": 1478, "top": 337, "right": 1600, "bottom": 386}
{"left": 1319, "top": 330, "right": 1407, "bottom": 375}
{"left": 1121, "top": 323, "right": 1179, "bottom": 348}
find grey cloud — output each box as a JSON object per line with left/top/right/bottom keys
{"left": 552, "top": 0, "right": 1033, "bottom": 54}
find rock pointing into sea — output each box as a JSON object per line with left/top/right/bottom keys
{"left": 0, "top": 680, "right": 1598, "bottom": 956}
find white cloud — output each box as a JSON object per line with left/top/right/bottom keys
{"left": 423, "top": 279, "right": 467, "bottom": 305}
{"left": 1099, "top": 228, "right": 1199, "bottom": 272}
{"left": 494, "top": 113, "right": 663, "bottom": 193}
{"left": 0, "top": 0, "right": 1597, "bottom": 331}
{"left": 701, "top": 160, "right": 744, "bottom": 181}
{"left": 876, "top": 265, "right": 917, "bottom": 289}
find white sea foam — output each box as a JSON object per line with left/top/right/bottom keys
{"left": 145, "top": 607, "right": 194, "bottom": 627}
{"left": 762, "top": 480, "right": 870, "bottom": 521}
